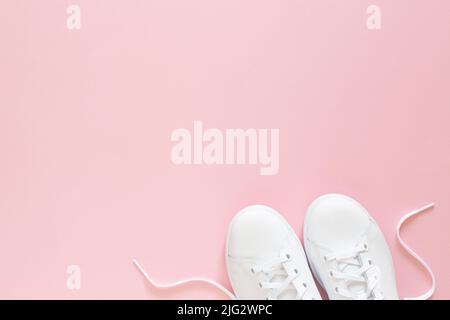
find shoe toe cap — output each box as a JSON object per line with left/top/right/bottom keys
{"left": 227, "top": 205, "right": 290, "bottom": 259}
{"left": 305, "top": 194, "right": 372, "bottom": 250}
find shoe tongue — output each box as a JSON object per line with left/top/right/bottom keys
{"left": 339, "top": 261, "right": 367, "bottom": 298}
{"left": 279, "top": 289, "right": 296, "bottom": 299}
{"left": 272, "top": 274, "right": 296, "bottom": 300}
{"left": 275, "top": 262, "right": 299, "bottom": 300}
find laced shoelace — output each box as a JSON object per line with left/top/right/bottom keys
{"left": 324, "top": 203, "right": 435, "bottom": 300}
{"left": 249, "top": 251, "right": 309, "bottom": 300}
{"left": 133, "top": 203, "right": 436, "bottom": 300}
{"left": 324, "top": 243, "right": 383, "bottom": 300}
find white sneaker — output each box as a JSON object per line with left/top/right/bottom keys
{"left": 304, "top": 194, "right": 399, "bottom": 300}
{"left": 303, "top": 193, "right": 436, "bottom": 300}
{"left": 226, "top": 205, "right": 321, "bottom": 300}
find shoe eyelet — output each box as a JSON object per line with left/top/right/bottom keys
{"left": 285, "top": 253, "right": 291, "bottom": 260}
{"left": 258, "top": 282, "right": 263, "bottom": 288}
{"left": 329, "top": 271, "right": 334, "bottom": 277}
{"left": 294, "top": 268, "right": 299, "bottom": 274}
{"left": 368, "top": 259, "right": 372, "bottom": 265}
{"left": 323, "top": 256, "right": 328, "bottom": 262}
{"left": 303, "top": 282, "right": 308, "bottom": 288}
{"left": 363, "top": 244, "right": 368, "bottom": 250}
{"left": 250, "top": 267, "right": 256, "bottom": 274}
{"left": 335, "top": 287, "right": 339, "bottom": 293}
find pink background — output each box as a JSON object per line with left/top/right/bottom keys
{"left": 1, "top": 0, "right": 449, "bottom": 299}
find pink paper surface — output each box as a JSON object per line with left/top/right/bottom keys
{"left": 0, "top": 0, "right": 449, "bottom": 299}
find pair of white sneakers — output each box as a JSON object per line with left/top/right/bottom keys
{"left": 134, "top": 194, "right": 435, "bottom": 300}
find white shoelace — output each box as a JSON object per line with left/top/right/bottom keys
{"left": 133, "top": 203, "right": 436, "bottom": 300}
{"left": 397, "top": 203, "right": 436, "bottom": 300}
{"left": 249, "top": 251, "right": 309, "bottom": 300}
{"left": 324, "top": 243, "right": 383, "bottom": 300}
{"left": 326, "top": 203, "right": 435, "bottom": 300}
{"left": 132, "top": 259, "right": 237, "bottom": 299}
